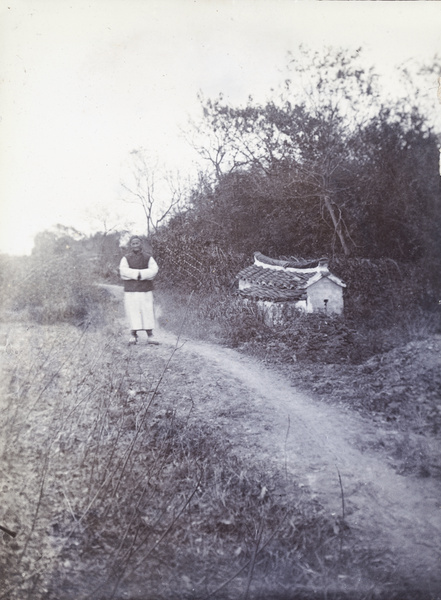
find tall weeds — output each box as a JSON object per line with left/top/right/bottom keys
{"left": 0, "top": 320, "right": 386, "bottom": 600}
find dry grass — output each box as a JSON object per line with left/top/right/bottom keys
{"left": 154, "top": 287, "right": 441, "bottom": 484}
{"left": 0, "top": 318, "right": 401, "bottom": 600}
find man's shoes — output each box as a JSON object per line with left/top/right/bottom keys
{"left": 147, "top": 336, "right": 160, "bottom": 345}
{"left": 128, "top": 335, "right": 138, "bottom": 345}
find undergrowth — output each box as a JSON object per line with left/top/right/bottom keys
{"left": 0, "top": 321, "right": 398, "bottom": 600}
{"left": 154, "top": 287, "right": 441, "bottom": 482}
{"left": 155, "top": 287, "right": 441, "bottom": 365}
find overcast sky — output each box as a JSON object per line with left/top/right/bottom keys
{"left": 1, "top": 0, "right": 440, "bottom": 255}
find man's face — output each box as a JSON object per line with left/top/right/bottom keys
{"left": 130, "top": 238, "right": 142, "bottom": 252}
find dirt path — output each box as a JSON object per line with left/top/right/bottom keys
{"left": 106, "top": 284, "right": 441, "bottom": 594}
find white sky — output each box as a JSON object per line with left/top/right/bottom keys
{"left": 1, "top": 0, "right": 440, "bottom": 255}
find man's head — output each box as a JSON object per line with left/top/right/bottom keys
{"left": 130, "top": 236, "right": 142, "bottom": 252}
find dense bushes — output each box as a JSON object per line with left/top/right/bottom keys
{"left": 0, "top": 244, "right": 110, "bottom": 327}
{"left": 152, "top": 222, "right": 248, "bottom": 293}
{"left": 330, "top": 257, "right": 441, "bottom": 322}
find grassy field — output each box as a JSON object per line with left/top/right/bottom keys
{"left": 0, "top": 313, "right": 413, "bottom": 600}
{"left": 1, "top": 277, "right": 440, "bottom": 599}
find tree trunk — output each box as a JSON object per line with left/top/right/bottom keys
{"left": 323, "top": 195, "right": 350, "bottom": 256}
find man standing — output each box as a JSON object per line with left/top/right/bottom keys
{"left": 119, "top": 235, "right": 159, "bottom": 345}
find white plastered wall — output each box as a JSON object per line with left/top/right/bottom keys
{"left": 306, "top": 278, "right": 343, "bottom": 314}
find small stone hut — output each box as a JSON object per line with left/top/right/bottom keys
{"left": 237, "top": 252, "right": 346, "bottom": 325}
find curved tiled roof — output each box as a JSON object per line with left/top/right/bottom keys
{"left": 238, "top": 285, "right": 306, "bottom": 302}
{"left": 237, "top": 252, "right": 345, "bottom": 302}
{"left": 254, "top": 251, "right": 327, "bottom": 269}
{"left": 237, "top": 265, "right": 310, "bottom": 288}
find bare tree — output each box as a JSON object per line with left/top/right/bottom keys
{"left": 121, "top": 149, "right": 187, "bottom": 236}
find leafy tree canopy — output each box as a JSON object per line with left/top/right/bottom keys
{"left": 179, "top": 47, "right": 440, "bottom": 263}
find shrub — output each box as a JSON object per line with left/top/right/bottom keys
{"left": 0, "top": 254, "right": 28, "bottom": 315}
{"left": 152, "top": 226, "right": 248, "bottom": 293}
{"left": 4, "top": 249, "right": 109, "bottom": 326}
{"left": 330, "top": 257, "right": 441, "bottom": 325}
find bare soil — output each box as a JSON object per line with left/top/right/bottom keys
{"left": 110, "top": 284, "right": 441, "bottom": 594}
{"left": 1, "top": 286, "right": 440, "bottom": 598}
{"left": 153, "top": 330, "right": 441, "bottom": 594}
